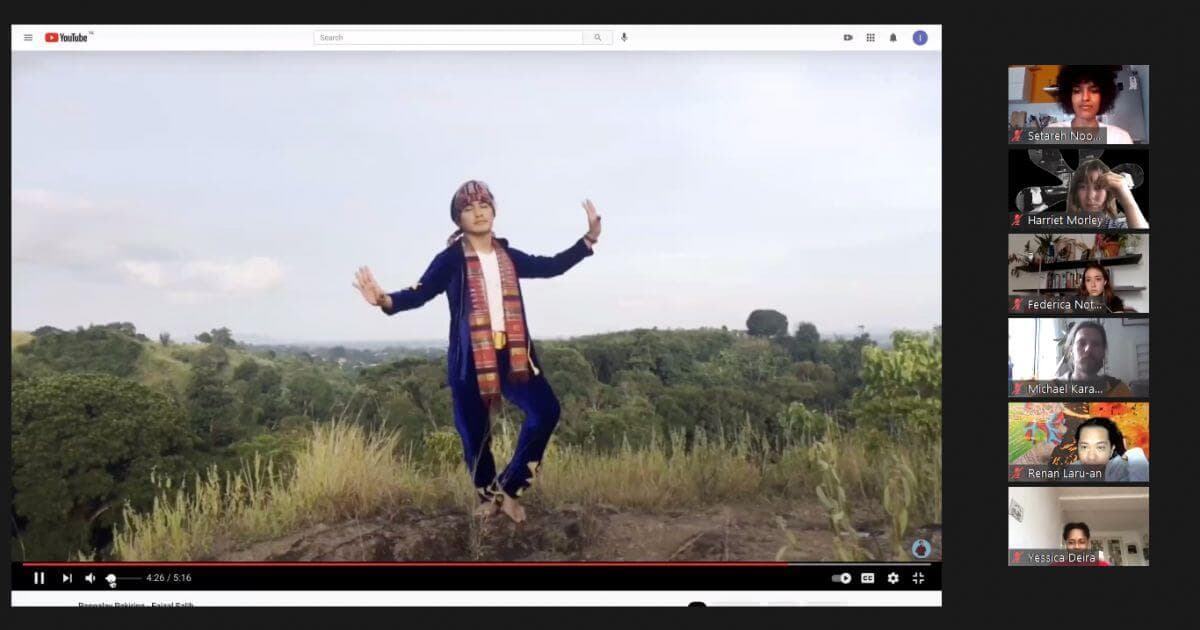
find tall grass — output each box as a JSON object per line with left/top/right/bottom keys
{"left": 112, "top": 418, "right": 941, "bottom": 561}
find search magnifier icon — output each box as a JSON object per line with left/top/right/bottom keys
{"left": 593, "top": 33, "right": 601, "bottom": 41}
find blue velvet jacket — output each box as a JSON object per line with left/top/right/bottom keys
{"left": 382, "top": 237, "right": 594, "bottom": 387}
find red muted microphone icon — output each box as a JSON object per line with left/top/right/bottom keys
{"left": 45, "top": 32, "right": 59, "bottom": 43}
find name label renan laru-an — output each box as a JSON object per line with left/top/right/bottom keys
{"left": 1023, "top": 467, "right": 1103, "bottom": 481}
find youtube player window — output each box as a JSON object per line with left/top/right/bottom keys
{"left": 8, "top": 24, "right": 942, "bottom": 606}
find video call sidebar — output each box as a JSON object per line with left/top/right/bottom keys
{"left": 1006, "top": 64, "right": 1151, "bottom": 568}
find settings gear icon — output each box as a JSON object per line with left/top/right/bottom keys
{"left": 887, "top": 572, "right": 900, "bottom": 585}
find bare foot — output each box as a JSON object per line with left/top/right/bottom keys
{"left": 474, "top": 499, "right": 500, "bottom": 518}
{"left": 499, "top": 494, "right": 527, "bottom": 523}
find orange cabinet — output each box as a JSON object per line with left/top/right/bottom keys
{"left": 1025, "top": 65, "right": 1061, "bottom": 104}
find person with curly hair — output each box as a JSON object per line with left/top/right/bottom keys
{"left": 1045, "top": 65, "right": 1133, "bottom": 144}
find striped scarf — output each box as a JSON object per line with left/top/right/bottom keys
{"left": 463, "top": 237, "right": 530, "bottom": 412}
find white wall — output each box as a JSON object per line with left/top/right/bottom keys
{"left": 1090, "top": 529, "right": 1149, "bottom": 566}
{"left": 1006, "top": 235, "right": 1150, "bottom": 313}
{"left": 1117, "top": 237, "right": 1149, "bottom": 312}
{"left": 1132, "top": 65, "right": 1149, "bottom": 141}
{"left": 1099, "top": 318, "right": 1150, "bottom": 383}
{"left": 1009, "top": 486, "right": 1063, "bottom": 548}
{"left": 1008, "top": 318, "right": 1039, "bottom": 379}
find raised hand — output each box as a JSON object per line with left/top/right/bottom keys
{"left": 583, "top": 199, "right": 601, "bottom": 241}
{"left": 353, "top": 266, "right": 386, "bottom": 307}
{"left": 1101, "top": 171, "right": 1133, "bottom": 195}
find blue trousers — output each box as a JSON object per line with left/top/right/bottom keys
{"left": 450, "top": 347, "right": 562, "bottom": 499}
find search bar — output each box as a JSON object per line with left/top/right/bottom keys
{"left": 313, "top": 30, "right": 610, "bottom": 46}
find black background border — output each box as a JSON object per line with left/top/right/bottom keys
{"left": 4, "top": 1, "right": 1189, "bottom": 623}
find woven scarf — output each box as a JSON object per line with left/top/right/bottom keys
{"left": 463, "top": 237, "right": 530, "bottom": 412}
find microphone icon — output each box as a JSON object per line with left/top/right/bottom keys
{"left": 621, "top": 32, "right": 628, "bottom": 42}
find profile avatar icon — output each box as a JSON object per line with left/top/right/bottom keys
{"left": 911, "top": 538, "right": 931, "bottom": 559}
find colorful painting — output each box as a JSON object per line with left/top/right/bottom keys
{"left": 1008, "top": 402, "right": 1149, "bottom": 464}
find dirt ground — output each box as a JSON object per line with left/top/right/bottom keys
{"left": 206, "top": 499, "right": 942, "bottom": 562}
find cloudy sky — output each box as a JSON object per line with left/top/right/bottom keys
{"left": 12, "top": 51, "right": 941, "bottom": 343}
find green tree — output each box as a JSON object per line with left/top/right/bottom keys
{"left": 195, "top": 332, "right": 213, "bottom": 344}
{"left": 158, "top": 332, "right": 171, "bottom": 347}
{"left": 17, "top": 326, "right": 144, "bottom": 377}
{"left": 187, "top": 363, "right": 239, "bottom": 448}
{"left": 11, "top": 373, "right": 195, "bottom": 560}
{"left": 818, "top": 332, "right": 877, "bottom": 405}
{"left": 746, "top": 309, "right": 789, "bottom": 338}
{"left": 849, "top": 329, "right": 942, "bottom": 442}
{"left": 208, "top": 327, "right": 236, "bottom": 348}
{"left": 792, "top": 322, "right": 821, "bottom": 362}
{"left": 284, "top": 367, "right": 338, "bottom": 420}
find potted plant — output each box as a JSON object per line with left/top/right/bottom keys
{"left": 1099, "top": 235, "right": 1122, "bottom": 258}
{"left": 1009, "top": 240, "right": 1034, "bottom": 277}
{"left": 1033, "top": 234, "right": 1061, "bottom": 264}
{"left": 1118, "top": 234, "right": 1142, "bottom": 255}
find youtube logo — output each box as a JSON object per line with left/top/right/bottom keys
{"left": 42, "top": 32, "right": 88, "bottom": 43}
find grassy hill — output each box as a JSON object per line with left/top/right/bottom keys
{"left": 11, "top": 330, "right": 34, "bottom": 350}
{"left": 13, "top": 328, "right": 279, "bottom": 394}
{"left": 110, "top": 420, "right": 943, "bottom": 563}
